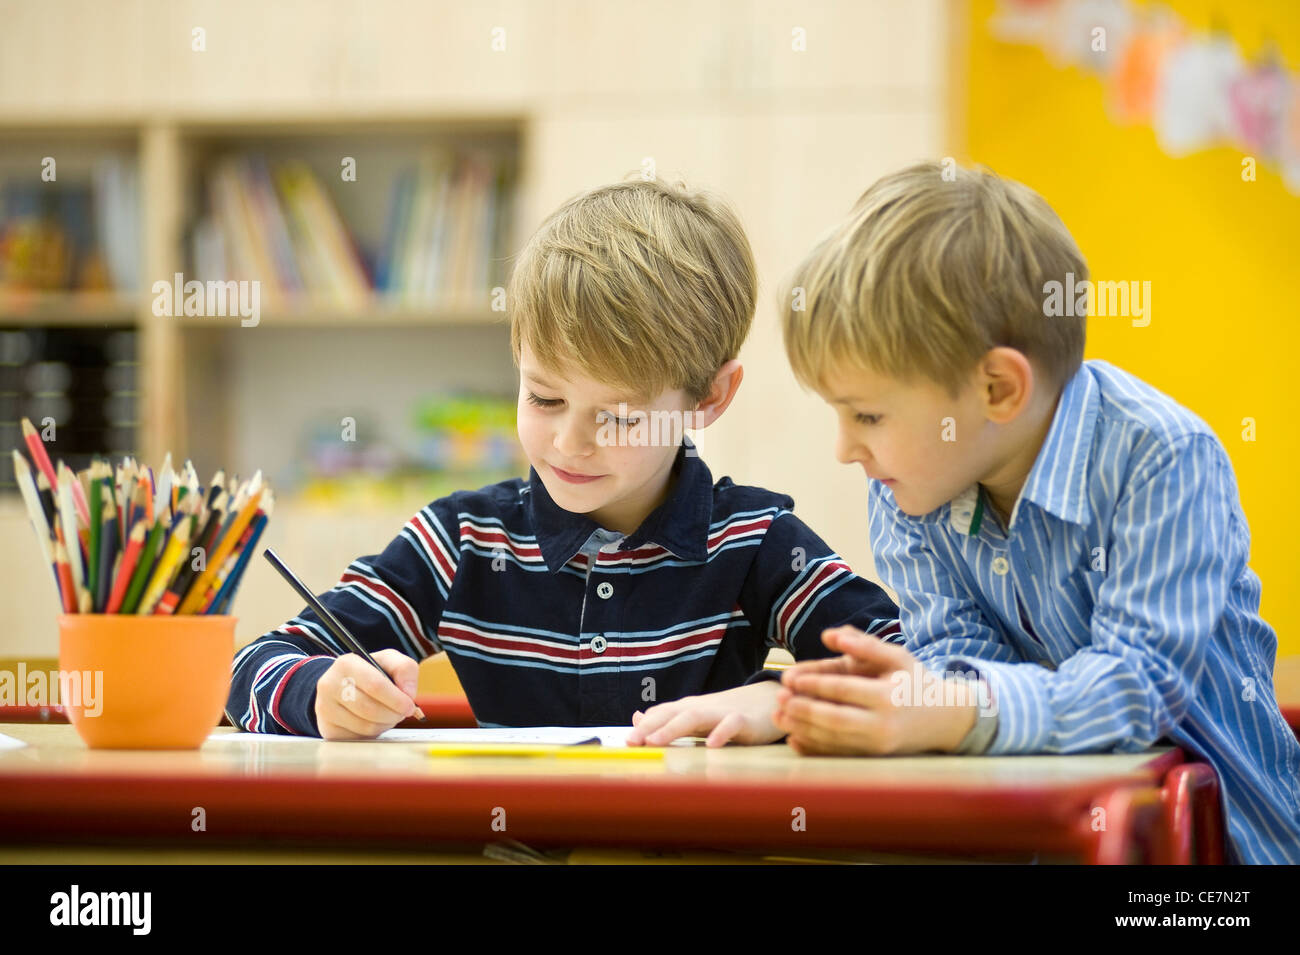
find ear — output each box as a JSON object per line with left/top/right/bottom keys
{"left": 978, "top": 348, "right": 1034, "bottom": 424}
{"left": 690, "top": 360, "right": 744, "bottom": 429}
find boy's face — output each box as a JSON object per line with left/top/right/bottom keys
{"left": 516, "top": 342, "right": 693, "bottom": 536}
{"left": 817, "top": 361, "right": 1002, "bottom": 517}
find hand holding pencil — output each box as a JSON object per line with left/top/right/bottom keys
{"left": 262, "top": 547, "right": 426, "bottom": 731}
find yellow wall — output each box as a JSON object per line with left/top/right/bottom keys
{"left": 959, "top": 0, "right": 1300, "bottom": 654}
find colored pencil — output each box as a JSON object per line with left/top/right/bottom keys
{"left": 22, "top": 417, "right": 90, "bottom": 525}
{"left": 34, "top": 470, "right": 57, "bottom": 533}
{"left": 138, "top": 516, "right": 195, "bottom": 615}
{"left": 209, "top": 492, "right": 275, "bottom": 615}
{"left": 156, "top": 488, "right": 226, "bottom": 614}
{"left": 87, "top": 460, "right": 103, "bottom": 601}
{"left": 94, "top": 482, "right": 119, "bottom": 613}
{"left": 55, "top": 464, "right": 87, "bottom": 603}
{"left": 54, "top": 539, "right": 77, "bottom": 614}
{"left": 177, "top": 472, "right": 263, "bottom": 615}
{"left": 14, "top": 443, "right": 271, "bottom": 615}
{"left": 200, "top": 502, "right": 269, "bottom": 613}
{"left": 12, "top": 450, "right": 60, "bottom": 603}
{"left": 105, "top": 522, "right": 146, "bottom": 614}
{"left": 18, "top": 417, "right": 91, "bottom": 524}
{"left": 120, "top": 518, "right": 164, "bottom": 614}
{"left": 154, "top": 453, "right": 172, "bottom": 521}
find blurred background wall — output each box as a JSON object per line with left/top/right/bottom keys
{"left": 1, "top": 0, "right": 1295, "bottom": 667}
{"left": 0, "top": 0, "right": 947, "bottom": 655}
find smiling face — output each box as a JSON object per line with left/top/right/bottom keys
{"left": 817, "top": 360, "right": 1003, "bottom": 517}
{"left": 516, "top": 341, "right": 695, "bottom": 536}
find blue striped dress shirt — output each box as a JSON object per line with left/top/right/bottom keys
{"left": 229, "top": 436, "right": 901, "bottom": 735}
{"left": 868, "top": 359, "right": 1300, "bottom": 864}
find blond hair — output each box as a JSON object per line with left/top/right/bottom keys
{"left": 782, "top": 161, "right": 1087, "bottom": 394}
{"left": 509, "top": 177, "right": 756, "bottom": 405}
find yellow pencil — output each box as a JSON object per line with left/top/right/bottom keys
{"left": 136, "top": 517, "right": 194, "bottom": 615}
{"left": 424, "top": 743, "right": 665, "bottom": 759}
{"left": 175, "top": 471, "right": 263, "bottom": 615}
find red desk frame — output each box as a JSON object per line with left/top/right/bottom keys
{"left": 0, "top": 727, "right": 1203, "bottom": 863}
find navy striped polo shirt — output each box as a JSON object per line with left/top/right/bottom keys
{"left": 228, "top": 437, "right": 901, "bottom": 734}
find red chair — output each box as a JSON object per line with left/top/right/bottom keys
{"left": 1160, "top": 762, "right": 1225, "bottom": 864}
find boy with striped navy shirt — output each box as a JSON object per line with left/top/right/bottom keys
{"left": 228, "top": 177, "right": 899, "bottom": 746}
{"left": 776, "top": 161, "right": 1300, "bottom": 863}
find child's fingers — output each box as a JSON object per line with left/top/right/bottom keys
{"left": 823, "top": 627, "right": 912, "bottom": 672}
{"left": 782, "top": 708, "right": 874, "bottom": 755}
{"left": 780, "top": 691, "right": 883, "bottom": 749}
{"left": 319, "top": 657, "right": 414, "bottom": 730}
{"left": 776, "top": 710, "right": 856, "bottom": 755}
{"left": 780, "top": 655, "right": 857, "bottom": 682}
{"left": 642, "top": 708, "right": 719, "bottom": 746}
{"left": 783, "top": 672, "right": 891, "bottom": 709}
{"left": 372, "top": 648, "right": 420, "bottom": 699}
{"left": 773, "top": 704, "right": 817, "bottom": 739}
{"left": 340, "top": 687, "right": 411, "bottom": 728}
{"left": 321, "top": 703, "right": 393, "bottom": 740}
{"left": 346, "top": 656, "right": 417, "bottom": 719}
{"left": 624, "top": 702, "right": 683, "bottom": 745}
{"left": 704, "top": 711, "right": 748, "bottom": 748}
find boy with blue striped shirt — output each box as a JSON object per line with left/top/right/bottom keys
{"left": 776, "top": 161, "right": 1300, "bottom": 864}
{"left": 228, "top": 178, "right": 899, "bottom": 747}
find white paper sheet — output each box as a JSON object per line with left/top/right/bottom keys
{"left": 215, "top": 726, "right": 641, "bottom": 746}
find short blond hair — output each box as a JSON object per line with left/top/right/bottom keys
{"left": 783, "top": 161, "right": 1088, "bottom": 394}
{"left": 509, "top": 177, "right": 756, "bottom": 405}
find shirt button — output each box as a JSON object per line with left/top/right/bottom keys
{"left": 596, "top": 581, "right": 614, "bottom": 599}
{"left": 591, "top": 634, "right": 608, "bottom": 654}
{"left": 991, "top": 557, "right": 1009, "bottom": 576}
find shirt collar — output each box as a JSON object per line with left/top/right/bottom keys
{"left": 523, "top": 435, "right": 714, "bottom": 573}
{"left": 948, "top": 362, "right": 1099, "bottom": 534}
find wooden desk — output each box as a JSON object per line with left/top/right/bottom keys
{"left": 0, "top": 724, "right": 1187, "bottom": 863}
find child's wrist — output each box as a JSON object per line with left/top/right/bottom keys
{"left": 941, "top": 703, "right": 980, "bottom": 752}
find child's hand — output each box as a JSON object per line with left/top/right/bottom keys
{"left": 625, "top": 681, "right": 785, "bottom": 747}
{"left": 774, "top": 626, "right": 979, "bottom": 756}
{"left": 314, "top": 649, "right": 420, "bottom": 740}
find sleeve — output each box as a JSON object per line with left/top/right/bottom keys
{"left": 225, "top": 495, "right": 462, "bottom": 736}
{"left": 893, "top": 436, "right": 1233, "bottom": 756}
{"left": 739, "top": 508, "right": 901, "bottom": 685}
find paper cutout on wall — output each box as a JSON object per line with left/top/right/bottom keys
{"left": 991, "top": 0, "right": 1300, "bottom": 195}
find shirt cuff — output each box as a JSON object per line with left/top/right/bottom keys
{"left": 953, "top": 704, "right": 999, "bottom": 754}
{"left": 943, "top": 655, "right": 1050, "bottom": 754}
{"left": 271, "top": 655, "right": 335, "bottom": 736}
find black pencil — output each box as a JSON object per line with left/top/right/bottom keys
{"left": 261, "top": 548, "right": 425, "bottom": 722}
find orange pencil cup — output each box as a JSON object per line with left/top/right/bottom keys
{"left": 58, "top": 614, "right": 236, "bottom": 749}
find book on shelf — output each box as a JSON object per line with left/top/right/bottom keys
{"left": 189, "top": 147, "right": 514, "bottom": 314}
{"left": 0, "top": 155, "right": 139, "bottom": 298}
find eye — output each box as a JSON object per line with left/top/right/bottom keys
{"left": 526, "top": 392, "right": 562, "bottom": 408}
{"left": 596, "top": 410, "right": 642, "bottom": 427}
{"left": 854, "top": 413, "right": 881, "bottom": 426}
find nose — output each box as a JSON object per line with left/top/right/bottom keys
{"left": 833, "top": 420, "right": 868, "bottom": 467}
{"left": 553, "top": 410, "right": 597, "bottom": 459}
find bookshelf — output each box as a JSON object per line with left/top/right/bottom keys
{"left": 2, "top": 113, "right": 528, "bottom": 642}
{"left": 1, "top": 113, "right": 526, "bottom": 467}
